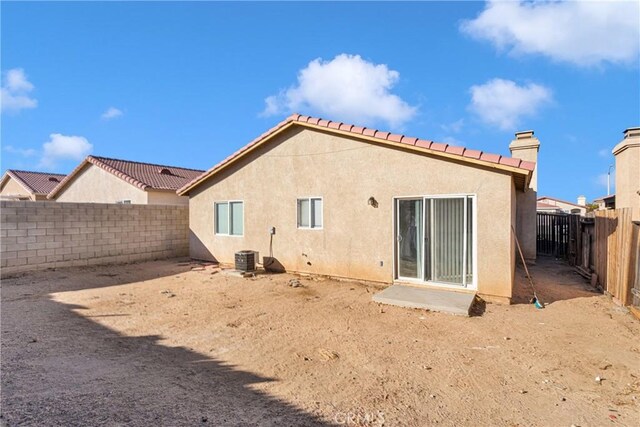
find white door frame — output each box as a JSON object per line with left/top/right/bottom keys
{"left": 393, "top": 194, "right": 478, "bottom": 290}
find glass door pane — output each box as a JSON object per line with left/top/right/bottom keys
{"left": 397, "top": 199, "right": 423, "bottom": 279}
{"left": 466, "top": 197, "right": 473, "bottom": 285}
{"left": 430, "top": 198, "right": 464, "bottom": 285}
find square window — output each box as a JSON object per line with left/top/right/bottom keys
{"left": 297, "top": 197, "right": 322, "bottom": 229}
{"left": 215, "top": 201, "right": 243, "bottom": 236}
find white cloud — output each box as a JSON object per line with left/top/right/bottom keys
{"left": 101, "top": 107, "right": 123, "bottom": 120}
{"left": 1, "top": 68, "right": 37, "bottom": 114}
{"left": 39, "top": 134, "right": 92, "bottom": 168}
{"left": 441, "top": 119, "right": 464, "bottom": 134}
{"left": 461, "top": 0, "right": 640, "bottom": 67}
{"left": 3, "top": 145, "right": 37, "bottom": 157}
{"left": 468, "top": 78, "right": 552, "bottom": 130}
{"left": 261, "top": 54, "right": 417, "bottom": 129}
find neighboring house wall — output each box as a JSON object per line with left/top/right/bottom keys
{"left": 53, "top": 163, "right": 190, "bottom": 205}
{"left": 0, "top": 201, "right": 189, "bottom": 275}
{"left": 147, "top": 189, "right": 190, "bottom": 206}
{"left": 538, "top": 197, "right": 586, "bottom": 215}
{"left": 613, "top": 128, "right": 640, "bottom": 219}
{"left": 189, "top": 127, "right": 518, "bottom": 302}
{"left": 55, "top": 164, "right": 148, "bottom": 204}
{"left": 1, "top": 177, "right": 35, "bottom": 200}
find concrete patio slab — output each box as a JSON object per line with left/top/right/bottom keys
{"left": 373, "top": 285, "right": 476, "bottom": 316}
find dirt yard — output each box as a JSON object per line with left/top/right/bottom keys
{"left": 2, "top": 258, "right": 639, "bottom": 426}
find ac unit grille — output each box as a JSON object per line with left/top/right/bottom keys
{"left": 235, "top": 250, "right": 256, "bottom": 272}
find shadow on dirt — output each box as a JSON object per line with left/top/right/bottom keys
{"left": 1, "top": 259, "right": 330, "bottom": 426}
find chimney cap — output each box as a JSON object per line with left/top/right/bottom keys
{"left": 623, "top": 127, "right": 640, "bottom": 139}
{"left": 515, "top": 130, "right": 535, "bottom": 139}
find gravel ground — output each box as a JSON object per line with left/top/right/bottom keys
{"left": 1, "top": 258, "right": 639, "bottom": 426}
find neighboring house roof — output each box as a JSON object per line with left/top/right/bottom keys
{"left": 48, "top": 156, "right": 205, "bottom": 199}
{"left": 1, "top": 170, "right": 67, "bottom": 196}
{"left": 178, "top": 113, "right": 536, "bottom": 195}
{"left": 537, "top": 201, "right": 563, "bottom": 211}
{"left": 593, "top": 194, "right": 616, "bottom": 203}
{"left": 537, "top": 196, "right": 585, "bottom": 210}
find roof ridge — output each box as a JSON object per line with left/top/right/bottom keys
{"left": 87, "top": 156, "right": 149, "bottom": 191}
{"left": 7, "top": 169, "right": 66, "bottom": 176}
{"left": 90, "top": 155, "right": 204, "bottom": 172}
{"left": 288, "top": 113, "right": 535, "bottom": 171}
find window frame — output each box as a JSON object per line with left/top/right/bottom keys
{"left": 297, "top": 196, "right": 323, "bottom": 230}
{"left": 214, "top": 200, "right": 244, "bottom": 237}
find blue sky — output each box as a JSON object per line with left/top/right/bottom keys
{"left": 2, "top": 1, "right": 639, "bottom": 202}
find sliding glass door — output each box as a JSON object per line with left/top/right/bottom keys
{"left": 397, "top": 199, "right": 423, "bottom": 279}
{"left": 396, "top": 196, "right": 475, "bottom": 287}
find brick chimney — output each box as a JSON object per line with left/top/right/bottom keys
{"left": 612, "top": 127, "right": 640, "bottom": 215}
{"left": 509, "top": 130, "right": 540, "bottom": 261}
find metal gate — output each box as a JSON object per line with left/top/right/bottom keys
{"left": 537, "top": 213, "right": 570, "bottom": 258}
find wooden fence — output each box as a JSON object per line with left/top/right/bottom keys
{"left": 593, "top": 208, "right": 640, "bottom": 308}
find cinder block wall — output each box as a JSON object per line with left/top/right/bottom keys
{"left": 1, "top": 201, "right": 189, "bottom": 275}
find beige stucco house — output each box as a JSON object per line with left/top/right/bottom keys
{"left": 612, "top": 127, "right": 640, "bottom": 219}
{"left": 0, "top": 170, "right": 66, "bottom": 201}
{"left": 178, "top": 114, "right": 538, "bottom": 304}
{"left": 48, "top": 156, "right": 204, "bottom": 205}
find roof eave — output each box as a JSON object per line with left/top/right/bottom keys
{"left": 178, "top": 120, "right": 534, "bottom": 195}
{"left": 4, "top": 171, "right": 37, "bottom": 195}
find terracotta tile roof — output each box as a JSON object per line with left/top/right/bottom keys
{"left": 2, "top": 170, "right": 67, "bottom": 195}
{"left": 48, "top": 156, "right": 204, "bottom": 198}
{"left": 178, "top": 113, "right": 536, "bottom": 195}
